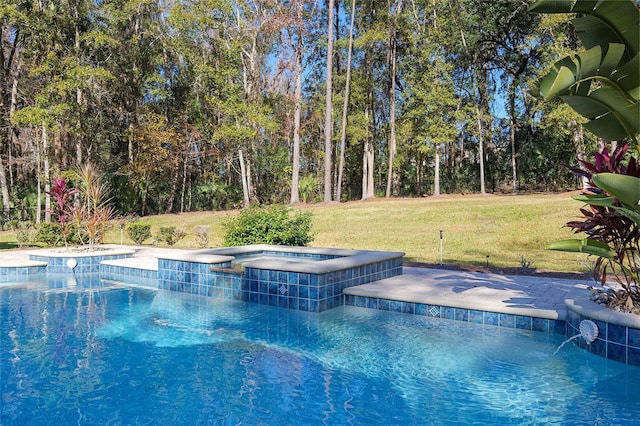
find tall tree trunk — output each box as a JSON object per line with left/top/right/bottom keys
{"left": 434, "top": 145, "right": 441, "bottom": 196}
{"left": 290, "top": 27, "right": 303, "bottom": 204}
{"left": 180, "top": 156, "right": 188, "bottom": 213}
{"left": 570, "top": 119, "right": 588, "bottom": 190}
{"left": 239, "top": 149, "right": 250, "bottom": 208}
{"left": 336, "top": 0, "right": 356, "bottom": 202}
{"left": 461, "top": 29, "right": 487, "bottom": 195}
{"left": 362, "top": 102, "right": 375, "bottom": 200}
{"left": 509, "top": 87, "right": 517, "bottom": 193}
{"left": 43, "top": 123, "right": 51, "bottom": 223}
{"left": 324, "top": 0, "right": 335, "bottom": 202}
{"left": 475, "top": 103, "right": 486, "bottom": 195}
{"left": 0, "top": 153, "right": 10, "bottom": 224}
{"left": 385, "top": 0, "right": 401, "bottom": 198}
{"left": 74, "top": 0, "right": 83, "bottom": 166}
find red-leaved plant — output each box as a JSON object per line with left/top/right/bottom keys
{"left": 47, "top": 177, "right": 78, "bottom": 246}
{"left": 553, "top": 143, "right": 640, "bottom": 312}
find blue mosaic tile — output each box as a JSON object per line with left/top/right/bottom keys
{"left": 289, "top": 297, "right": 299, "bottom": 310}
{"left": 591, "top": 338, "right": 607, "bottom": 358}
{"left": 441, "top": 307, "right": 454, "bottom": 320}
{"left": 353, "top": 296, "right": 367, "bottom": 308}
{"left": 309, "top": 286, "right": 318, "bottom": 299}
{"left": 608, "top": 323, "right": 627, "bottom": 345}
{"left": 607, "top": 342, "right": 627, "bottom": 364}
{"left": 551, "top": 320, "right": 567, "bottom": 336}
{"left": 499, "top": 314, "right": 515, "bottom": 328}
{"left": 469, "top": 310, "right": 484, "bottom": 324}
{"left": 319, "top": 299, "right": 327, "bottom": 312}
{"left": 483, "top": 312, "right": 499, "bottom": 326}
{"left": 378, "top": 299, "right": 390, "bottom": 311}
{"left": 516, "top": 316, "right": 532, "bottom": 330}
{"left": 628, "top": 347, "right": 640, "bottom": 367}
{"left": 299, "top": 285, "right": 309, "bottom": 298}
{"left": 455, "top": 308, "right": 468, "bottom": 322}
{"left": 629, "top": 328, "right": 640, "bottom": 348}
{"left": 389, "top": 300, "right": 402, "bottom": 313}
{"left": 415, "top": 303, "right": 429, "bottom": 316}
{"left": 299, "top": 298, "right": 309, "bottom": 311}
{"left": 367, "top": 298, "right": 377, "bottom": 310}
{"left": 532, "top": 318, "right": 548, "bottom": 333}
{"left": 401, "top": 302, "right": 415, "bottom": 315}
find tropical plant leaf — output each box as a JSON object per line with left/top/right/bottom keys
{"left": 547, "top": 238, "right": 615, "bottom": 258}
{"left": 592, "top": 173, "right": 640, "bottom": 210}
{"left": 529, "top": 0, "right": 639, "bottom": 60}
{"left": 572, "top": 193, "right": 617, "bottom": 206}
{"left": 614, "top": 53, "right": 640, "bottom": 97}
{"left": 612, "top": 205, "right": 640, "bottom": 225}
{"left": 539, "top": 65, "right": 577, "bottom": 100}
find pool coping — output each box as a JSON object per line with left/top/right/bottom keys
{"left": 565, "top": 284, "right": 640, "bottom": 329}
{"left": 158, "top": 244, "right": 406, "bottom": 274}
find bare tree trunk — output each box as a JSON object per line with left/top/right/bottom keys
{"left": 324, "top": 0, "right": 335, "bottom": 202}
{"left": 43, "top": 123, "right": 51, "bottom": 223}
{"left": 475, "top": 104, "right": 486, "bottom": 195}
{"left": 570, "top": 120, "right": 588, "bottom": 190}
{"left": 434, "top": 145, "right": 441, "bottom": 196}
{"left": 336, "top": 0, "right": 356, "bottom": 202}
{"left": 509, "top": 89, "right": 517, "bottom": 193}
{"left": 385, "top": 0, "right": 401, "bottom": 198}
{"left": 74, "top": 2, "right": 83, "bottom": 167}
{"left": 0, "top": 153, "right": 10, "bottom": 223}
{"left": 239, "top": 149, "right": 250, "bottom": 208}
{"left": 180, "top": 156, "right": 188, "bottom": 212}
{"left": 290, "top": 28, "right": 303, "bottom": 204}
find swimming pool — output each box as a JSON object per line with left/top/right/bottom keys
{"left": 2, "top": 278, "right": 639, "bottom": 425}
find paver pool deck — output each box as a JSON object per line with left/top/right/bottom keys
{"left": 0, "top": 246, "right": 589, "bottom": 321}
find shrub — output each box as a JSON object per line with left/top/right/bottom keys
{"left": 126, "top": 222, "right": 152, "bottom": 245}
{"left": 223, "top": 205, "right": 314, "bottom": 247}
{"left": 35, "top": 223, "right": 64, "bottom": 247}
{"left": 156, "top": 226, "right": 186, "bottom": 246}
{"left": 194, "top": 226, "right": 210, "bottom": 248}
{"left": 15, "top": 222, "right": 35, "bottom": 248}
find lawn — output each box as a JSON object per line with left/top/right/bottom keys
{"left": 0, "top": 192, "right": 588, "bottom": 273}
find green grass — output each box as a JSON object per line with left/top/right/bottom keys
{"left": 0, "top": 192, "right": 588, "bottom": 272}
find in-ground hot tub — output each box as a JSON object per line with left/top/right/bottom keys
{"left": 156, "top": 245, "right": 404, "bottom": 312}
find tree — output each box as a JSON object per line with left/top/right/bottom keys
{"left": 335, "top": 0, "right": 356, "bottom": 202}
{"left": 324, "top": 0, "right": 335, "bottom": 202}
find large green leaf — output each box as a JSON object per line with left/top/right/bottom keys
{"left": 592, "top": 173, "right": 640, "bottom": 211}
{"left": 529, "top": 0, "right": 639, "bottom": 60}
{"left": 530, "top": 1, "right": 639, "bottom": 144}
{"left": 614, "top": 53, "right": 640, "bottom": 98}
{"left": 547, "top": 238, "right": 615, "bottom": 258}
{"left": 572, "top": 193, "right": 617, "bottom": 206}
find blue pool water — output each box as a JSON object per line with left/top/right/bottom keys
{"left": 2, "top": 278, "right": 640, "bottom": 425}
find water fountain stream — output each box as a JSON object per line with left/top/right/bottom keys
{"left": 553, "top": 320, "right": 599, "bottom": 356}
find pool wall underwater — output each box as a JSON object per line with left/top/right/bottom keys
{"left": 0, "top": 245, "right": 637, "bottom": 365}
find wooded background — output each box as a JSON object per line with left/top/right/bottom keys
{"left": 0, "top": 0, "right": 597, "bottom": 221}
